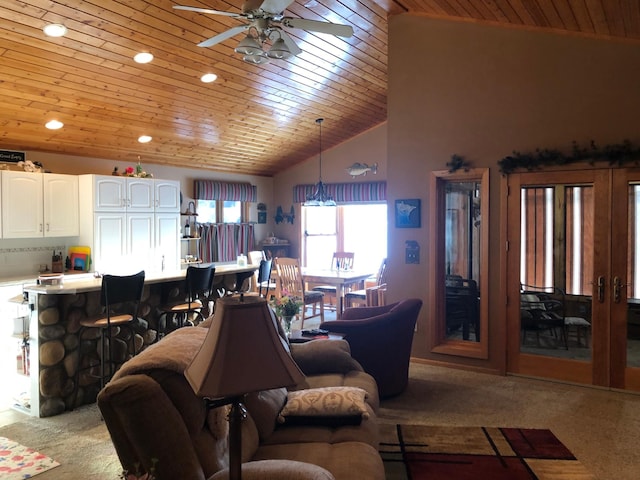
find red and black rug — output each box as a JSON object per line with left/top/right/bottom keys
{"left": 380, "top": 424, "right": 594, "bottom": 479}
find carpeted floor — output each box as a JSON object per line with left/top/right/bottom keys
{"left": 380, "top": 424, "right": 595, "bottom": 479}
{"left": 0, "top": 361, "right": 639, "bottom": 479}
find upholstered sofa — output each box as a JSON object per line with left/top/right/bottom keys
{"left": 97, "top": 325, "right": 384, "bottom": 480}
{"left": 320, "top": 298, "right": 423, "bottom": 398}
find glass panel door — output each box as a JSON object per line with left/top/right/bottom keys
{"left": 507, "top": 167, "right": 640, "bottom": 392}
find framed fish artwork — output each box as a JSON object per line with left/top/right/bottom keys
{"left": 395, "top": 199, "right": 421, "bottom": 228}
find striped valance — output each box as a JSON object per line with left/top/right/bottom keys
{"left": 194, "top": 180, "right": 257, "bottom": 202}
{"left": 293, "top": 181, "right": 386, "bottom": 203}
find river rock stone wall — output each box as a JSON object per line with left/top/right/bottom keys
{"left": 34, "top": 273, "right": 240, "bottom": 417}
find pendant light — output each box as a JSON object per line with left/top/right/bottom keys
{"left": 304, "top": 118, "right": 336, "bottom": 207}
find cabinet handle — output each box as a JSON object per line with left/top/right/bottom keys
{"left": 46, "top": 223, "right": 50, "bottom": 232}
{"left": 40, "top": 223, "right": 43, "bottom": 233}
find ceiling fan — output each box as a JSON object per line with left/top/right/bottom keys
{"left": 174, "top": 0, "right": 354, "bottom": 64}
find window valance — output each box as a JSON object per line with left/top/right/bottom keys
{"left": 194, "top": 180, "right": 257, "bottom": 202}
{"left": 293, "top": 181, "right": 386, "bottom": 203}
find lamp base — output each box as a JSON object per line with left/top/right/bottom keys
{"left": 206, "top": 396, "right": 247, "bottom": 480}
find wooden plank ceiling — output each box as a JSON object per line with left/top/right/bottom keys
{"left": 1, "top": 1, "right": 638, "bottom": 176}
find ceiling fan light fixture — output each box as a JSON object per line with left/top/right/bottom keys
{"left": 235, "top": 34, "right": 263, "bottom": 56}
{"left": 243, "top": 53, "right": 270, "bottom": 65}
{"left": 266, "top": 38, "right": 292, "bottom": 59}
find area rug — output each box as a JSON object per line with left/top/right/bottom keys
{"left": 0, "top": 436, "right": 60, "bottom": 479}
{"left": 380, "top": 424, "right": 595, "bottom": 480}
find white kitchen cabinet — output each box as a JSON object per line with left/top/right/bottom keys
{"left": 43, "top": 174, "right": 79, "bottom": 237}
{"left": 1, "top": 171, "right": 78, "bottom": 238}
{"left": 90, "top": 212, "right": 155, "bottom": 274}
{"left": 92, "top": 176, "right": 154, "bottom": 212}
{"left": 79, "top": 175, "right": 180, "bottom": 273}
{"left": 156, "top": 213, "right": 181, "bottom": 272}
{"left": 154, "top": 180, "right": 180, "bottom": 212}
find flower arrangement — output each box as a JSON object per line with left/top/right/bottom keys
{"left": 271, "top": 291, "right": 303, "bottom": 318}
{"left": 113, "top": 162, "right": 153, "bottom": 178}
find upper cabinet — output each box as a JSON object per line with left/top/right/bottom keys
{"left": 88, "top": 175, "right": 179, "bottom": 213}
{"left": 1, "top": 171, "right": 79, "bottom": 238}
{"left": 154, "top": 179, "right": 180, "bottom": 212}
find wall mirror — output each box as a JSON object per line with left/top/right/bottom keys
{"left": 429, "top": 168, "right": 489, "bottom": 358}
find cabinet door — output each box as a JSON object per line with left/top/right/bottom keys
{"left": 43, "top": 174, "right": 79, "bottom": 237}
{"left": 127, "top": 179, "right": 154, "bottom": 212}
{"left": 94, "top": 176, "right": 126, "bottom": 211}
{"left": 1, "top": 171, "right": 43, "bottom": 238}
{"left": 127, "top": 212, "right": 155, "bottom": 273}
{"left": 154, "top": 180, "right": 180, "bottom": 212}
{"left": 93, "top": 213, "right": 126, "bottom": 273}
{"left": 155, "top": 214, "right": 180, "bottom": 271}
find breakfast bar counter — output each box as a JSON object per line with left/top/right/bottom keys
{"left": 21, "top": 263, "right": 257, "bottom": 417}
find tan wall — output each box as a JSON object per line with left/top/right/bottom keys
{"left": 272, "top": 122, "right": 388, "bottom": 256}
{"left": 22, "top": 151, "right": 275, "bottom": 239}
{"left": 387, "top": 15, "right": 640, "bottom": 372}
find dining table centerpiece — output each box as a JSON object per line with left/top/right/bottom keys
{"left": 271, "top": 291, "right": 303, "bottom": 335}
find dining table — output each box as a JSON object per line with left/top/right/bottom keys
{"left": 301, "top": 269, "right": 374, "bottom": 318}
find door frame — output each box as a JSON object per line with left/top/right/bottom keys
{"left": 504, "top": 168, "right": 609, "bottom": 386}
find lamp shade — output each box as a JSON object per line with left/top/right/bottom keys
{"left": 185, "top": 296, "right": 304, "bottom": 399}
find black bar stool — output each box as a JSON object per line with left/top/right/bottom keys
{"left": 159, "top": 265, "right": 216, "bottom": 337}
{"left": 73, "top": 270, "right": 145, "bottom": 408}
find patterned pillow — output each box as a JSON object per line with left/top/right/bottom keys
{"left": 278, "top": 387, "right": 369, "bottom": 426}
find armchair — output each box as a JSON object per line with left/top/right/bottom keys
{"left": 319, "top": 298, "right": 422, "bottom": 398}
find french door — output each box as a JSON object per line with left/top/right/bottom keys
{"left": 505, "top": 167, "right": 640, "bottom": 391}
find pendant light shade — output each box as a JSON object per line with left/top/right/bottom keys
{"left": 304, "top": 118, "right": 336, "bottom": 207}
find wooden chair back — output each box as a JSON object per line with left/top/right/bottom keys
{"left": 274, "top": 257, "right": 304, "bottom": 298}
{"left": 332, "top": 252, "right": 355, "bottom": 271}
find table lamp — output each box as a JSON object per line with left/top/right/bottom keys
{"left": 185, "top": 295, "right": 304, "bottom": 480}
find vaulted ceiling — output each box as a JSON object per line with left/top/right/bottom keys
{"left": 1, "top": 1, "right": 638, "bottom": 176}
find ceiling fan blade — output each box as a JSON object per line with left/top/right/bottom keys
{"left": 282, "top": 18, "right": 354, "bottom": 38}
{"left": 279, "top": 30, "right": 302, "bottom": 56}
{"left": 197, "top": 25, "right": 249, "bottom": 48}
{"left": 259, "top": 0, "right": 295, "bottom": 14}
{"left": 173, "top": 5, "right": 242, "bottom": 18}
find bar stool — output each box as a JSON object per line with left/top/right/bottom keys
{"left": 73, "top": 270, "right": 145, "bottom": 408}
{"left": 159, "top": 265, "right": 216, "bottom": 337}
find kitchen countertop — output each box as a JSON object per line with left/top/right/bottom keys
{"left": 21, "top": 263, "right": 257, "bottom": 295}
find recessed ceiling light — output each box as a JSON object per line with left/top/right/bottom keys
{"left": 134, "top": 52, "right": 153, "bottom": 64}
{"left": 201, "top": 73, "right": 218, "bottom": 83}
{"left": 138, "top": 135, "right": 152, "bottom": 143}
{"left": 45, "top": 119, "right": 64, "bottom": 130}
{"left": 43, "top": 24, "right": 67, "bottom": 37}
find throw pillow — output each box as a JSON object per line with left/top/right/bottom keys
{"left": 278, "top": 386, "right": 369, "bottom": 426}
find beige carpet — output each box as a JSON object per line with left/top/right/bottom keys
{"left": 0, "top": 361, "right": 638, "bottom": 479}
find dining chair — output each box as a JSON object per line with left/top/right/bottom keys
{"left": 159, "top": 265, "right": 216, "bottom": 337}
{"left": 72, "top": 270, "right": 145, "bottom": 408}
{"left": 312, "top": 252, "right": 355, "bottom": 311}
{"left": 345, "top": 258, "right": 388, "bottom": 308}
{"left": 274, "top": 257, "right": 324, "bottom": 329}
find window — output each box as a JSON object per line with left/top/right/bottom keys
{"left": 302, "top": 204, "right": 387, "bottom": 273}
{"left": 196, "top": 200, "right": 247, "bottom": 223}
{"left": 520, "top": 185, "right": 593, "bottom": 296}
